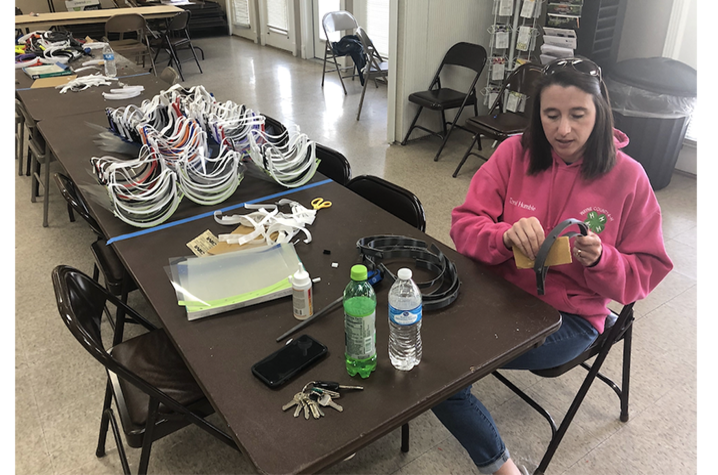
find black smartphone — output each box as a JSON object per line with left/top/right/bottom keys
{"left": 251, "top": 334, "right": 328, "bottom": 388}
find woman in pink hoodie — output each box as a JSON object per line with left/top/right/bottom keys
{"left": 431, "top": 58, "right": 673, "bottom": 475}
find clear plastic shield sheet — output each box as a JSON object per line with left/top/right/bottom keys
{"left": 168, "top": 243, "right": 301, "bottom": 320}
{"left": 605, "top": 77, "right": 697, "bottom": 119}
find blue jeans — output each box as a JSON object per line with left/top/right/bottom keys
{"left": 431, "top": 312, "right": 600, "bottom": 474}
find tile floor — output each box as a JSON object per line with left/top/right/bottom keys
{"left": 15, "top": 36, "right": 698, "bottom": 474}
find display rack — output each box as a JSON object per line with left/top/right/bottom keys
{"left": 484, "top": 0, "right": 543, "bottom": 107}
{"left": 540, "top": 0, "right": 582, "bottom": 64}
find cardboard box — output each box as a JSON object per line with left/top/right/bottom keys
{"left": 65, "top": 0, "right": 101, "bottom": 11}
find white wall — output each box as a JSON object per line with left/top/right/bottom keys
{"left": 393, "top": 0, "right": 493, "bottom": 142}
{"left": 618, "top": 0, "right": 697, "bottom": 175}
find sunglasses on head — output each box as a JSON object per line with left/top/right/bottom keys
{"left": 543, "top": 57, "right": 602, "bottom": 81}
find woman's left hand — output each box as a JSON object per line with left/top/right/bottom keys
{"left": 573, "top": 231, "right": 603, "bottom": 267}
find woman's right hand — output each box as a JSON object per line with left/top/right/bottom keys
{"left": 503, "top": 217, "right": 545, "bottom": 261}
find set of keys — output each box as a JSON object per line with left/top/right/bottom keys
{"left": 282, "top": 381, "right": 363, "bottom": 420}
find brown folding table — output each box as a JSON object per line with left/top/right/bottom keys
{"left": 38, "top": 110, "right": 562, "bottom": 474}
{"left": 15, "top": 5, "right": 183, "bottom": 32}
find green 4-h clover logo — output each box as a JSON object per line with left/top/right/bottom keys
{"left": 584, "top": 211, "right": 606, "bottom": 234}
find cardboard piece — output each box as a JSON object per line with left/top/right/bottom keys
{"left": 207, "top": 225, "right": 280, "bottom": 255}
{"left": 513, "top": 236, "right": 573, "bottom": 269}
{"left": 30, "top": 75, "right": 77, "bottom": 89}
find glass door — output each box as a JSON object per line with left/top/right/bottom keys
{"left": 312, "top": 0, "right": 342, "bottom": 60}
{"left": 353, "top": 0, "right": 390, "bottom": 59}
{"left": 259, "top": 0, "right": 296, "bottom": 54}
{"left": 229, "top": 0, "right": 259, "bottom": 41}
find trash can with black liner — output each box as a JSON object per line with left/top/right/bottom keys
{"left": 605, "top": 57, "right": 697, "bottom": 190}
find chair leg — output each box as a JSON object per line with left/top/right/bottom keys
{"left": 138, "top": 398, "right": 160, "bottom": 475}
{"left": 17, "top": 121, "right": 25, "bottom": 176}
{"left": 401, "top": 423, "right": 410, "bottom": 452}
{"left": 29, "top": 147, "right": 38, "bottom": 203}
{"left": 434, "top": 108, "right": 462, "bottom": 162}
{"left": 357, "top": 73, "right": 370, "bottom": 121}
{"left": 106, "top": 408, "right": 132, "bottom": 475}
{"left": 188, "top": 42, "right": 203, "bottom": 74}
{"left": 401, "top": 107, "right": 424, "bottom": 145}
{"left": 331, "top": 53, "right": 348, "bottom": 95}
{"left": 620, "top": 325, "right": 632, "bottom": 422}
{"left": 96, "top": 379, "right": 114, "bottom": 457}
{"left": 321, "top": 45, "right": 329, "bottom": 87}
{"left": 453, "top": 134, "right": 481, "bottom": 178}
{"left": 168, "top": 44, "right": 185, "bottom": 81}
{"left": 535, "top": 341, "right": 618, "bottom": 475}
{"left": 42, "top": 148, "right": 51, "bottom": 227}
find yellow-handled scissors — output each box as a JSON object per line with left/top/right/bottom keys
{"left": 311, "top": 197, "right": 332, "bottom": 210}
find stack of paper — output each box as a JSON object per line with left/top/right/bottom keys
{"left": 168, "top": 243, "right": 302, "bottom": 320}
{"left": 541, "top": 27, "right": 577, "bottom": 65}
{"left": 23, "top": 63, "right": 72, "bottom": 80}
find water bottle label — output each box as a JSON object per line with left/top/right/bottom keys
{"left": 389, "top": 304, "right": 422, "bottom": 326}
{"left": 344, "top": 311, "right": 376, "bottom": 359}
{"left": 104, "top": 53, "right": 114, "bottom": 61}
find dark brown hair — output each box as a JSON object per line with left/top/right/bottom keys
{"left": 521, "top": 68, "right": 616, "bottom": 180}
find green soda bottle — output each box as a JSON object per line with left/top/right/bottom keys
{"left": 343, "top": 265, "right": 377, "bottom": 378}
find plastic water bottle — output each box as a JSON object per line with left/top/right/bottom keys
{"left": 388, "top": 268, "right": 423, "bottom": 371}
{"left": 103, "top": 44, "right": 117, "bottom": 78}
{"left": 343, "top": 265, "right": 377, "bottom": 378}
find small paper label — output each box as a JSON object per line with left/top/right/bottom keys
{"left": 499, "top": 0, "right": 513, "bottom": 16}
{"left": 496, "top": 30, "right": 510, "bottom": 49}
{"left": 520, "top": 0, "right": 536, "bottom": 18}
{"left": 186, "top": 230, "right": 219, "bottom": 257}
{"left": 516, "top": 26, "right": 532, "bottom": 51}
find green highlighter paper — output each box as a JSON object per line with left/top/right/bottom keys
{"left": 168, "top": 243, "right": 301, "bottom": 320}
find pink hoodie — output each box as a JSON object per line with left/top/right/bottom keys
{"left": 450, "top": 130, "right": 673, "bottom": 333}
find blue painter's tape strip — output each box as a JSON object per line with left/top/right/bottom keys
{"left": 106, "top": 179, "right": 333, "bottom": 245}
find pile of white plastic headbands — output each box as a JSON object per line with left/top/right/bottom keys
{"left": 213, "top": 199, "right": 317, "bottom": 247}
{"left": 91, "top": 146, "right": 182, "bottom": 228}
{"left": 92, "top": 85, "right": 321, "bottom": 227}
{"left": 104, "top": 84, "right": 319, "bottom": 189}
{"left": 248, "top": 125, "right": 319, "bottom": 188}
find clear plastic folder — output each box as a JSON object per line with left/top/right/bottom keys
{"left": 168, "top": 243, "right": 301, "bottom": 320}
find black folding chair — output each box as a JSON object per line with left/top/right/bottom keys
{"left": 401, "top": 42, "right": 488, "bottom": 162}
{"left": 346, "top": 175, "right": 426, "bottom": 232}
{"left": 54, "top": 173, "right": 138, "bottom": 330}
{"left": 52, "top": 265, "right": 240, "bottom": 475}
{"left": 320, "top": 10, "right": 359, "bottom": 95}
{"left": 151, "top": 10, "right": 203, "bottom": 81}
{"left": 316, "top": 143, "right": 352, "bottom": 186}
{"left": 453, "top": 62, "right": 543, "bottom": 177}
{"left": 355, "top": 27, "right": 389, "bottom": 121}
{"left": 493, "top": 302, "right": 636, "bottom": 474}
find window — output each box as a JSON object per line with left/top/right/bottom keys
{"left": 267, "top": 0, "right": 289, "bottom": 35}
{"left": 364, "top": 0, "right": 389, "bottom": 58}
{"left": 232, "top": 0, "right": 251, "bottom": 28}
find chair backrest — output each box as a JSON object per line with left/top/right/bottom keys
{"left": 322, "top": 11, "right": 358, "bottom": 39}
{"left": 356, "top": 27, "right": 386, "bottom": 70}
{"left": 53, "top": 265, "right": 120, "bottom": 367}
{"left": 105, "top": 12, "right": 146, "bottom": 36}
{"left": 428, "top": 42, "right": 487, "bottom": 93}
{"left": 52, "top": 265, "right": 186, "bottom": 413}
{"left": 533, "top": 302, "right": 635, "bottom": 378}
{"left": 346, "top": 175, "right": 426, "bottom": 232}
{"left": 490, "top": 62, "right": 544, "bottom": 115}
{"left": 442, "top": 42, "right": 488, "bottom": 74}
{"left": 53, "top": 173, "right": 104, "bottom": 237}
{"left": 316, "top": 143, "right": 352, "bottom": 186}
{"left": 167, "top": 10, "right": 191, "bottom": 32}
{"left": 160, "top": 66, "right": 180, "bottom": 85}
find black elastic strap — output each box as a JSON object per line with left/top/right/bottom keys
{"left": 534, "top": 219, "right": 588, "bottom": 295}
{"left": 356, "top": 235, "right": 461, "bottom": 311}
